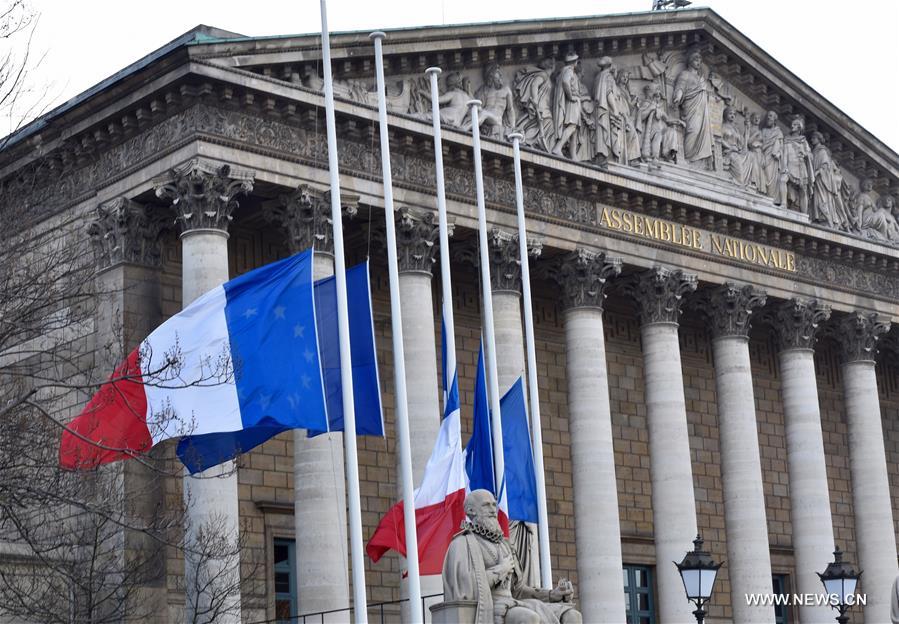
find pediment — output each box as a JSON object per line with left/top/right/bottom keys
{"left": 193, "top": 9, "right": 899, "bottom": 246}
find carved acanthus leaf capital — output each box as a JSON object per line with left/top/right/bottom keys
{"left": 544, "top": 248, "right": 622, "bottom": 311}
{"left": 836, "top": 311, "right": 890, "bottom": 363}
{"left": 621, "top": 266, "right": 697, "bottom": 325}
{"left": 87, "top": 198, "right": 163, "bottom": 270}
{"left": 380, "top": 206, "right": 446, "bottom": 275}
{"left": 263, "top": 184, "right": 358, "bottom": 254}
{"left": 154, "top": 159, "right": 255, "bottom": 233}
{"left": 767, "top": 298, "right": 831, "bottom": 351}
{"left": 702, "top": 283, "right": 767, "bottom": 339}
{"left": 456, "top": 228, "right": 543, "bottom": 293}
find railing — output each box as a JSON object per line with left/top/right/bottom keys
{"left": 250, "top": 593, "right": 445, "bottom": 624}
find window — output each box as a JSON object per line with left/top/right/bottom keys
{"left": 772, "top": 574, "right": 790, "bottom": 624}
{"left": 273, "top": 538, "right": 297, "bottom": 623}
{"left": 623, "top": 565, "right": 655, "bottom": 624}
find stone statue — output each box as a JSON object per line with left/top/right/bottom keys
{"left": 436, "top": 71, "right": 473, "bottom": 128}
{"left": 551, "top": 53, "right": 583, "bottom": 159}
{"left": 858, "top": 186, "right": 899, "bottom": 242}
{"left": 672, "top": 49, "right": 724, "bottom": 168}
{"left": 476, "top": 62, "right": 516, "bottom": 138}
{"left": 759, "top": 110, "right": 785, "bottom": 202}
{"left": 779, "top": 115, "right": 815, "bottom": 214}
{"left": 592, "top": 56, "right": 618, "bottom": 165}
{"left": 636, "top": 82, "right": 681, "bottom": 162}
{"left": 809, "top": 131, "right": 852, "bottom": 230}
{"left": 572, "top": 61, "right": 596, "bottom": 162}
{"left": 719, "top": 106, "right": 757, "bottom": 189}
{"left": 612, "top": 69, "right": 642, "bottom": 164}
{"left": 514, "top": 59, "right": 557, "bottom": 151}
{"left": 441, "top": 489, "right": 581, "bottom": 624}
{"left": 745, "top": 112, "right": 766, "bottom": 191}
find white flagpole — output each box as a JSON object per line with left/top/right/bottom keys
{"left": 369, "top": 31, "right": 423, "bottom": 623}
{"left": 467, "top": 100, "right": 506, "bottom": 499}
{"left": 426, "top": 67, "right": 457, "bottom": 385}
{"left": 509, "top": 133, "right": 553, "bottom": 588}
{"left": 318, "top": 2, "right": 368, "bottom": 621}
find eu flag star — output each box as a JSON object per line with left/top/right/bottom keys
{"left": 273, "top": 305, "right": 286, "bottom": 319}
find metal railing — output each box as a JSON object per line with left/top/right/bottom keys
{"left": 251, "top": 593, "right": 444, "bottom": 624}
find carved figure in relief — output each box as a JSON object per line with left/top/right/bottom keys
{"left": 572, "top": 61, "right": 596, "bottom": 162}
{"left": 612, "top": 70, "right": 642, "bottom": 164}
{"left": 857, "top": 180, "right": 899, "bottom": 241}
{"left": 513, "top": 58, "right": 557, "bottom": 151}
{"left": 475, "top": 62, "right": 517, "bottom": 138}
{"left": 441, "top": 490, "right": 581, "bottom": 624}
{"left": 779, "top": 115, "right": 815, "bottom": 214}
{"left": 436, "top": 71, "right": 473, "bottom": 128}
{"left": 719, "top": 106, "right": 757, "bottom": 189}
{"left": 745, "top": 112, "right": 767, "bottom": 192}
{"left": 550, "top": 53, "right": 583, "bottom": 159}
{"left": 672, "top": 49, "right": 722, "bottom": 168}
{"left": 636, "top": 83, "right": 681, "bottom": 161}
{"left": 759, "top": 110, "right": 785, "bottom": 202}
{"left": 592, "top": 56, "right": 618, "bottom": 165}
{"left": 809, "top": 131, "right": 852, "bottom": 230}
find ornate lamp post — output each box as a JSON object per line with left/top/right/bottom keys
{"left": 817, "top": 546, "right": 862, "bottom": 624}
{"left": 675, "top": 534, "right": 724, "bottom": 624}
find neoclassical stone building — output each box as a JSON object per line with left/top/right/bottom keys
{"left": 2, "top": 8, "right": 898, "bottom": 624}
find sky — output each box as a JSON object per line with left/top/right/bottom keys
{"left": 15, "top": 0, "right": 899, "bottom": 152}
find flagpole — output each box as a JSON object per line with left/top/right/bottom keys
{"left": 370, "top": 31, "right": 423, "bottom": 623}
{"left": 509, "top": 133, "right": 553, "bottom": 588}
{"left": 467, "top": 101, "right": 506, "bottom": 500}
{"left": 426, "top": 67, "right": 457, "bottom": 385}
{"left": 318, "top": 2, "right": 368, "bottom": 621}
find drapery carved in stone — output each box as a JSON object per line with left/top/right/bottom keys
{"left": 456, "top": 227, "right": 543, "bottom": 293}
{"left": 87, "top": 198, "right": 163, "bottom": 270}
{"left": 263, "top": 184, "right": 359, "bottom": 255}
{"left": 835, "top": 311, "right": 890, "bottom": 363}
{"left": 543, "top": 247, "right": 622, "bottom": 311}
{"left": 766, "top": 298, "right": 831, "bottom": 351}
{"left": 621, "top": 266, "right": 697, "bottom": 325}
{"left": 154, "top": 159, "right": 255, "bottom": 233}
{"left": 701, "top": 282, "right": 767, "bottom": 338}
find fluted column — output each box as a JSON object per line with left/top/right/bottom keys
{"left": 263, "top": 184, "right": 357, "bottom": 617}
{"left": 547, "top": 248, "right": 625, "bottom": 622}
{"left": 622, "top": 267, "right": 698, "bottom": 624}
{"left": 769, "top": 298, "right": 834, "bottom": 623}
{"left": 482, "top": 227, "right": 542, "bottom": 586}
{"left": 156, "top": 160, "right": 254, "bottom": 624}
{"left": 704, "top": 283, "right": 774, "bottom": 624}
{"left": 836, "top": 312, "right": 897, "bottom": 623}
{"left": 88, "top": 198, "right": 166, "bottom": 620}
{"left": 394, "top": 206, "right": 444, "bottom": 612}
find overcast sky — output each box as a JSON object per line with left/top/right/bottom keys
{"left": 20, "top": 0, "right": 899, "bottom": 152}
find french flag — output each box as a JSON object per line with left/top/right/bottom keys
{"left": 366, "top": 312, "right": 467, "bottom": 574}
{"left": 60, "top": 250, "right": 331, "bottom": 470}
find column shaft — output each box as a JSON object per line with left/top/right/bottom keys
{"left": 712, "top": 335, "right": 774, "bottom": 623}
{"left": 779, "top": 348, "right": 834, "bottom": 623}
{"left": 641, "top": 322, "right": 698, "bottom": 623}
{"left": 564, "top": 308, "right": 626, "bottom": 622}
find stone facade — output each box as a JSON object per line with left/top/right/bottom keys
{"left": 1, "top": 9, "right": 898, "bottom": 624}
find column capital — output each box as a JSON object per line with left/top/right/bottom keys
{"left": 154, "top": 159, "right": 255, "bottom": 234}
{"left": 390, "top": 206, "right": 448, "bottom": 275}
{"left": 455, "top": 227, "right": 542, "bottom": 293}
{"left": 703, "top": 282, "right": 767, "bottom": 339}
{"left": 544, "top": 248, "right": 622, "bottom": 311}
{"left": 87, "top": 197, "right": 163, "bottom": 271}
{"left": 263, "top": 184, "right": 358, "bottom": 254}
{"left": 621, "top": 266, "right": 697, "bottom": 326}
{"left": 836, "top": 311, "right": 890, "bottom": 363}
{"left": 767, "top": 298, "right": 831, "bottom": 351}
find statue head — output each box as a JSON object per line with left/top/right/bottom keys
{"left": 464, "top": 489, "right": 502, "bottom": 534}
{"left": 445, "top": 71, "right": 464, "bottom": 91}
{"left": 484, "top": 62, "right": 504, "bottom": 89}
{"left": 723, "top": 106, "right": 737, "bottom": 123}
{"left": 598, "top": 56, "right": 613, "bottom": 71}
{"left": 750, "top": 112, "right": 761, "bottom": 126}
{"left": 860, "top": 178, "right": 875, "bottom": 193}
{"left": 810, "top": 131, "right": 825, "bottom": 147}
{"left": 538, "top": 57, "right": 556, "bottom": 71}
{"left": 643, "top": 83, "right": 662, "bottom": 101}
{"left": 687, "top": 49, "right": 703, "bottom": 70}
{"left": 790, "top": 115, "right": 805, "bottom": 135}
{"left": 880, "top": 194, "right": 896, "bottom": 211}
{"left": 616, "top": 69, "right": 631, "bottom": 87}
{"left": 564, "top": 51, "right": 579, "bottom": 66}
{"left": 764, "top": 110, "right": 779, "bottom": 128}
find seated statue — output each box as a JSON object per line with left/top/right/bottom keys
{"left": 441, "top": 489, "right": 582, "bottom": 624}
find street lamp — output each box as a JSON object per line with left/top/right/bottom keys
{"left": 675, "top": 534, "right": 723, "bottom": 624}
{"left": 817, "top": 546, "right": 862, "bottom": 624}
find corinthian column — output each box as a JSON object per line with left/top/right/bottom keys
{"left": 769, "top": 298, "right": 834, "bottom": 624}
{"left": 263, "top": 184, "right": 357, "bottom": 617}
{"left": 622, "top": 267, "right": 698, "bottom": 624}
{"left": 836, "top": 312, "right": 897, "bottom": 623}
{"left": 394, "top": 206, "right": 444, "bottom": 611}
{"left": 546, "top": 248, "right": 625, "bottom": 622}
{"left": 155, "top": 160, "right": 254, "bottom": 624}
{"left": 704, "top": 283, "right": 774, "bottom": 624}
